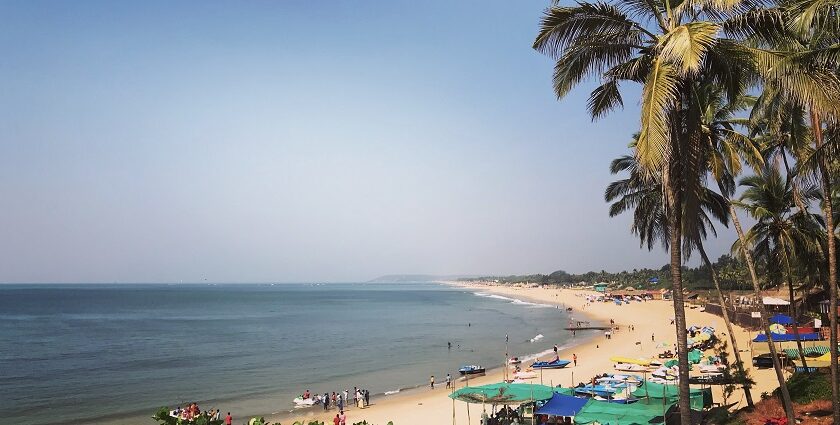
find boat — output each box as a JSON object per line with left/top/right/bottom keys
{"left": 699, "top": 364, "right": 725, "bottom": 374}
{"left": 513, "top": 370, "right": 538, "bottom": 379}
{"left": 459, "top": 365, "right": 486, "bottom": 375}
{"left": 614, "top": 363, "right": 648, "bottom": 372}
{"left": 531, "top": 359, "right": 571, "bottom": 369}
{"left": 293, "top": 396, "right": 319, "bottom": 407}
{"left": 792, "top": 352, "right": 836, "bottom": 368}
{"left": 574, "top": 385, "right": 618, "bottom": 398}
{"left": 609, "top": 356, "right": 653, "bottom": 366}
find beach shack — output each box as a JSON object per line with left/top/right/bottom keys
{"left": 594, "top": 283, "right": 608, "bottom": 293}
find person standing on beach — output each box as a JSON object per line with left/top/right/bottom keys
{"left": 337, "top": 393, "right": 344, "bottom": 411}
{"left": 364, "top": 389, "right": 370, "bottom": 406}
{"left": 445, "top": 373, "right": 451, "bottom": 389}
{"left": 323, "top": 393, "right": 330, "bottom": 410}
{"left": 339, "top": 410, "right": 347, "bottom": 425}
{"left": 353, "top": 387, "right": 358, "bottom": 406}
{"left": 430, "top": 375, "right": 435, "bottom": 389}
{"left": 333, "top": 413, "right": 340, "bottom": 425}
{"left": 573, "top": 353, "right": 577, "bottom": 367}
{"left": 225, "top": 412, "right": 232, "bottom": 425}
{"left": 651, "top": 333, "right": 655, "bottom": 342}
{"left": 343, "top": 389, "right": 349, "bottom": 406}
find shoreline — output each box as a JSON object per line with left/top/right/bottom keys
{"left": 268, "top": 282, "right": 785, "bottom": 425}
{"left": 264, "top": 282, "right": 604, "bottom": 424}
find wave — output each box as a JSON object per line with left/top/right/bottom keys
{"left": 530, "top": 334, "right": 544, "bottom": 342}
{"left": 384, "top": 389, "right": 401, "bottom": 395}
{"left": 474, "top": 293, "right": 553, "bottom": 308}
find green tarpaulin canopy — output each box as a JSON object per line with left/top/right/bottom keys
{"left": 688, "top": 349, "right": 703, "bottom": 364}
{"left": 573, "top": 399, "right": 675, "bottom": 425}
{"left": 449, "top": 383, "right": 555, "bottom": 404}
{"left": 631, "top": 381, "right": 711, "bottom": 410}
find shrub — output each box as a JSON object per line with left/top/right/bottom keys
{"left": 784, "top": 372, "right": 832, "bottom": 404}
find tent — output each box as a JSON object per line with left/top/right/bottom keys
{"left": 535, "top": 393, "right": 590, "bottom": 417}
{"left": 770, "top": 313, "right": 794, "bottom": 325}
{"left": 573, "top": 399, "right": 676, "bottom": 425}
{"left": 631, "top": 381, "right": 711, "bottom": 410}
{"left": 449, "top": 383, "right": 555, "bottom": 404}
{"left": 753, "top": 333, "right": 822, "bottom": 342}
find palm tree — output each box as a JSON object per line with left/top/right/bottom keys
{"left": 733, "top": 165, "right": 823, "bottom": 368}
{"left": 606, "top": 152, "right": 755, "bottom": 406}
{"left": 532, "top": 2, "right": 765, "bottom": 420}
{"left": 739, "top": 3, "right": 840, "bottom": 418}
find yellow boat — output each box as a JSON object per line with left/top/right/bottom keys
{"left": 609, "top": 356, "right": 652, "bottom": 366}
{"left": 792, "top": 352, "right": 836, "bottom": 368}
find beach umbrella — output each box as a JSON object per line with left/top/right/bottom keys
{"left": 449, "top": 383, "right": 555, "bottom": 404}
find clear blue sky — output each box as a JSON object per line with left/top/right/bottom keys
{"left": 0, "top": 1, "right": 736, "bottom": 283}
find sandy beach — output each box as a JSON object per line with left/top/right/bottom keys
{"left": 271, "top": 283, "right": 783, "bottom": 425}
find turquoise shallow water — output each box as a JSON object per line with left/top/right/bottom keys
{"left": 0, "top": 283, "right": 581, "bottom": 424}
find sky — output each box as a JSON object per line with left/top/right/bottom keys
{"left": 0, "top": 0, "right": 739, "bottom": 283}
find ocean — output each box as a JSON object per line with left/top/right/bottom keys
{"left": 0, "top": 283, "right": 583, "bottom": 424}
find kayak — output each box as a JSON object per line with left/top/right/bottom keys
{"left": 531, "top": 359, "right": 571, "bottom": 369}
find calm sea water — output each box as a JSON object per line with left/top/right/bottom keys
{"left": 0, "top": 283, "right": 583, "bottom": 424}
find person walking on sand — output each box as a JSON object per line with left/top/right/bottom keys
{"left": 430, "top": 375, "right": 435, "bottom": 389}
{"left": 445, "top": 373, "right": 451, "bottom": 389}
{"left": 573, "top": 353, "right": 577, "bottom": 367}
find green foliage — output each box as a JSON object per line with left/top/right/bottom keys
{"left": 463, "top": 254, "right": 756, "bottom": 290}
{"left": 784, "top": 372, "right": 833, "bottom": 404}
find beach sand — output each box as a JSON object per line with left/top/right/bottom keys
{"left": 269, "top": 284, "right": 784, "bottom": 425}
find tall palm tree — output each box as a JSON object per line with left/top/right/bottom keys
{"left": 606, "top": 152, "right": 755, "bottom": 406}
{"left": 733, "top": 166, "right": 823, "bottom": 368}
{"left": 739, "top": 3, "right": 840, "bottom": 418}
{"left": 532, "top": 2, "right": 764, "bottom": 421}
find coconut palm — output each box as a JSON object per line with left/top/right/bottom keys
{"left": 606, "top": 152, "right": 756, "bottom": 405}
{"left": 532, "top": 2, "right": 765, "bottom": 420}
{"left": 733, "top": 165, "right": 824, "bottom": 367}
{"left": 734, "top": 1, "right": 840, "bottom": 416}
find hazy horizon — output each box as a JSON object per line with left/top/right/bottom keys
{"left": 1, "top": 1, "right": 738, "bottom": 283}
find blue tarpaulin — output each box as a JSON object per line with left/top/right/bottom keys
{"left": 770, "top": 313, "right": 794, "bottom": 325}
{"left": 535, "top": 394, "right": 590, "bottom": 417}
{"left": 753, "top": 333, "right": 821, "bottom": 342}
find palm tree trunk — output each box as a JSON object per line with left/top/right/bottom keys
{"left": 698, "top": 242, "right": 754, "bottom": 407}
{"left": 811, "top": 107, "right": 839, "bottom": 425}
{"left": 663, "top": 162, "right": 692, "bottom": 424}
{"left": 780, "top": 241, "right": 809, "bottom": 369}
{"left": 729, "top": 203, "right": 796, "bottom": 423}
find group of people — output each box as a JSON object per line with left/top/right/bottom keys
{"left": 301, "top": 387, "right": 371, "bottom": 411}
{"left": 480, "top": 406, "right": 522, "bottom": 425}
{"left": 429, "top": 373, "right": 453, "bottom": 390}
{"left": 169, "top": 403, "right": 232, "bottom": 425}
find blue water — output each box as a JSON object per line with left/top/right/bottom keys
{"left": 0, "top": 283, "right": 583, "bottom": 424}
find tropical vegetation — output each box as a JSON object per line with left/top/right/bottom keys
{"left": 530, "top": 0, "right": 840, "bottom": 423}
